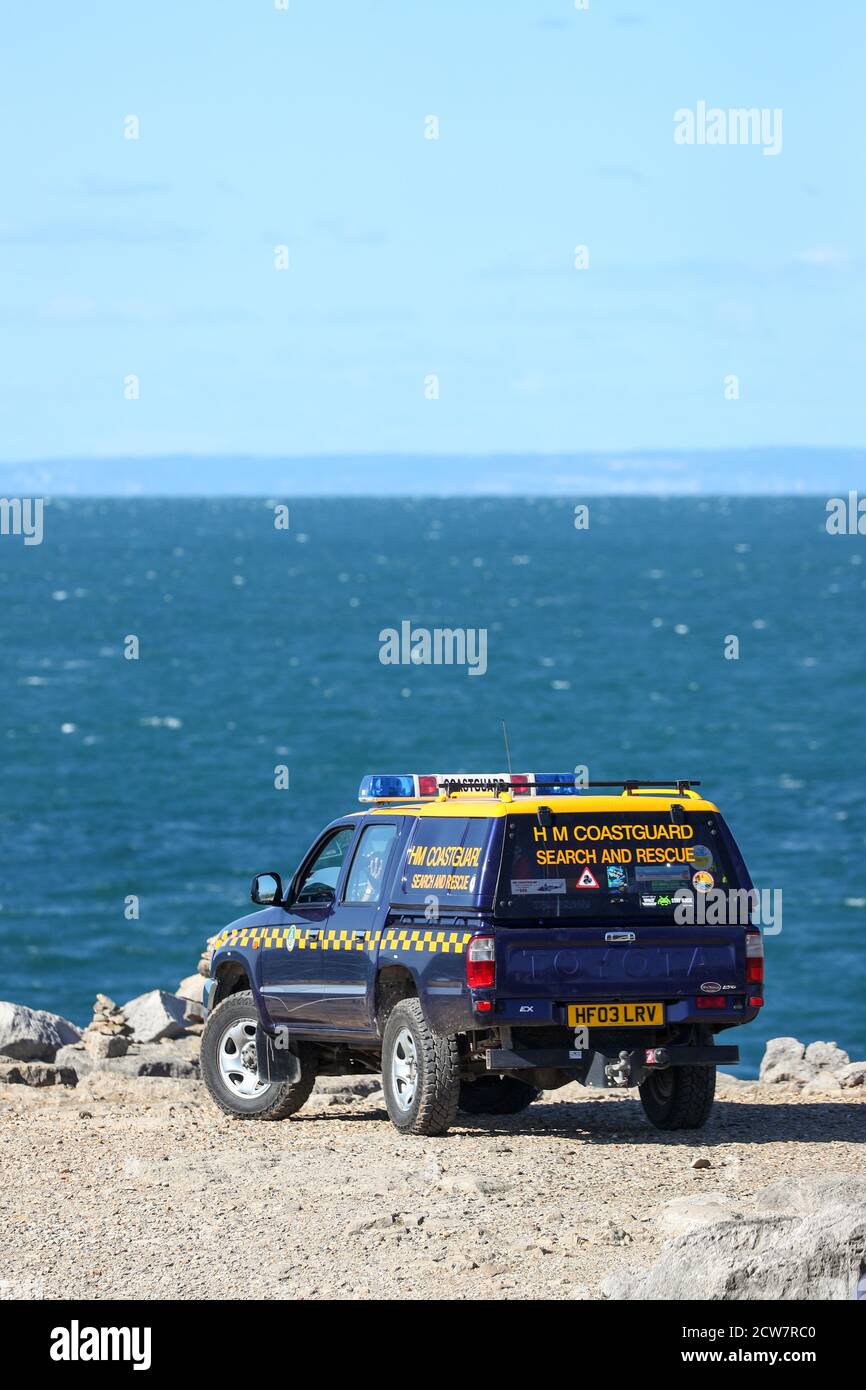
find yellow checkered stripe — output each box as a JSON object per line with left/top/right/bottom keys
{"left": 378, "top": 928, "right": 473, "bottom": 954}
{"left": 212, "top": 925, "right": 473, "bottom": 954}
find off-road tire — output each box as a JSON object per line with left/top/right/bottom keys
{"left": 201, "top": 991, "right": 316, "bottom": 1120}
{"left": 381, "top": 998, "right": 460, "bottom": 1136}
{"left": 639, "top": 1064, "right": 716, "bottom": 1130}
{"left": 458, "top": 1075, "right": 540, "bottom": 1116}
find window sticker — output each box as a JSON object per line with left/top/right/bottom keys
{"left": 606, "top": 865, "right": 628, "bottom": 890}
{"left": 576, "top": 868, "right": 600, "bottom": 889}
{"left": 693, "top": 870, "right": 714, "bottom": 892}
{"left": 635, "top": 864, "right": 691, "bottom": 881}
{"left": 690, "top": 844, "right": 715, "bottom": 871}
{"left": 510, "top": 878, "right": 566, "bottom": 895}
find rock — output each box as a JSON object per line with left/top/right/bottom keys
{"left": 805, "top": 1040, "right": 850, "bottom": 1073}
{"left": 436, "top": 1174, "right": 503, "bottom": 1197}
{"left": 658, "top": 1194, "right": 743, "bottom": 1236}
{"left": 0, "top": 1001, "right": 82, "bottom": 1061}
{"left": 0, "top": 1060, "right": 77, "bottom": 1087}
{"left": 346, "top": 1214, "right": 396, "bottom": 1235}
{"left": 197, "top": 936, "right": 219, "bottom": 977}
{"left": 99, "top": 1044, "right": 198, "bottom": 1080}
{"left": 53, "top": 1041, "right": 197, "bottom": 1081}
{"left": 176, "top": 975, "right": 206, "bottom": 1023}
{"left": 314, "top": 1075, "right": 381, "bottom": 1097}
{"left": 759, "top": 1036, "right": 811, "bottom": 1085}
{"left": 54, "top": 1044, "right": 95, "bottom": 1079}
{"left": 122, "top": 989, "right": 188, "bottom": 1043}
{"left": 603, "top": 1204, "right": 866, "bottom": 1301}
{"left": 691, "top": 1157, "right": 712, "bottom": 1170}
{"left": 837, "top": 1061, "right": 866, "bottom": 1088}
{"left": 803, "top": 1072, "right": 842, "bottom": 1095}
{"left": 84, "top": 1033, "right": 129, "bottom": 1059}
{"left": 755, "top": 1174, "right": 866, "bottom": 1215}
{"left": 82, "top": 994, "right": 131, "bottom": 1044}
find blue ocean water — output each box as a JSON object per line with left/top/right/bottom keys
{"left": 1, "top": 496, "right": 863, "bottom": 1076}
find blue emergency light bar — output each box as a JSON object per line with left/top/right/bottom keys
{"left": 358, "top": 772, "right": 583, "bottom": 802}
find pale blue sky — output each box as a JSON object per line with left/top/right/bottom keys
{"left": 1, "top": 1, "right": 863, "bottom": 466}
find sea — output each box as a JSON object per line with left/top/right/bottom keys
{"left": 1, "top": 495, "right": 864, "bottom": 1076}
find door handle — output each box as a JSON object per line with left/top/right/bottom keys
{"left": 307, "top": 927, "right": 321, "bottom": 937}
{"left": 352, "top": 928, "right": 367, "bottom": 938}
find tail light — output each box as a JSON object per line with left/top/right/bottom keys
{"left": 466, "top": 935, "right": 495, "bottom": 989}
{"left": 746, "top": 931, "right": 764, "bottom": 1005}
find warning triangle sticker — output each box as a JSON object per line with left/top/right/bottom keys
{"left": 576, "top": 868, "right": 599, "bottom": 889}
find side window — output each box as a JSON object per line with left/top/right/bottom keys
{"left": 344, "top": 824, "right": 398, "bottom": 904}
{"left": 294, "top": 828, "right": 355, "bottom": 905}
{"left": 398, "top": 817, "right": 490, "bottom": 902}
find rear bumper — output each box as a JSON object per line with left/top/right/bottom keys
{"left": 486, "top": 1042, "right": 739, "bottom": 1089}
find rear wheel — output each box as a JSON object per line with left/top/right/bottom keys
{"left": 201, "top": 991, "right": 316, "bottom": 1120}
{"left": 458, "top": 1075, "right": 540, "bottom": 1116}
{"left": 381, "top": 998, "right": 460, "bottom": 1136}
{"left": 639, "top": 1064, "right": 716, "bottom": 1130}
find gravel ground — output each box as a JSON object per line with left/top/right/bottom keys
{"left": 1, "top": 1072, "right": 863, "bottom": 1300}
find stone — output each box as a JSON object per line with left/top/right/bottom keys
{"left": 0, "top": 1001, "right": 82, "bottom": 1061}
{"left": 602, "top": 1204, "right": 866, "bottom": 1301}
{"left": 755, "top": 1174, "right": 866, "bottom": 1215}
{"left": 84, "top": 1033, "right": 129, "bottom": 1059}
{"left": 101, "top": 1044, "right": 198, "bottom": 1079}
{"left": 0, "top": 1060, "right": 77, "bottom": 1087}
{"left": 53, "top": 1044, "right": 95, "bottom": 1079}
{"left": 658, "top": 1194, "right": 743, "bottom": 1236}
{"left": 53, "top": 1041, "right": 197, "bottom": 1081}
{"left": 803, "top": 1072, "right": 842, "bottom": 1095}
{"left": 121, "top": 990, "right": 188, "bottom": 1043}
{"left": 758, "top": 1036, "right": 811, "bottom": 1085}
{"left": 176, "top": 975, "right": 206, "bottom": 1023}
{"left": 837, "top": 1061, "right": 866, "bottom": 1088}
{"left": 804, "top": 1040, "right": 850, "bottom": 1073}
{"left": 691, "top": 1157, "right": 712, "bottom": 1170}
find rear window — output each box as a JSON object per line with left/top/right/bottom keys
{"left": 395, "top": 817, "right": 491, "bottom": 905}
{"left": 495, "top": 810, "right": 741, "bottom": 921}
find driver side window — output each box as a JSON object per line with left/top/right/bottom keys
{"left": 294, "top": 828, "right": 355, "bottom": 905}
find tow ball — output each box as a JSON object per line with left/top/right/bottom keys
{"left": 604, "top": 1050, "right": 632, "bottom": 1087}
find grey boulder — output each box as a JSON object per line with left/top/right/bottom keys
{"left": 603, "top": 1204, "right": 866, "bottom": 1301}
{"left": 54, "top": 1041, "right": 197, "bottom": 1081}
{"left": 0, "top": 1001, "right": 82, "bottom": 1061}
{"left": 755, "top": 1174, "right": 866, "bottom": 1215}
{"left": 838, "top": 1061, "right": 866, "bottom": 1088}
{"left": 0, "top": 1060, "right": 77, "bottom": 1087}
{"left": 122, "top": 989, "right": 188, "bottom": 1043}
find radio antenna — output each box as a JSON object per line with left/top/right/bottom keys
{"left": 501, "top": 720, "right": 513, "bottom": 777}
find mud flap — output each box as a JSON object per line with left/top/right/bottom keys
{"left": 255, "top": 1025, "right": 302, "bottom": 1084}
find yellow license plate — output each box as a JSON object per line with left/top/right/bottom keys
{"left": 567, "top": 1002, "right": 664, "bottom": 1027}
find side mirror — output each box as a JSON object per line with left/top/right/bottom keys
{"left": 251, "top": 872, "right": 283, "bottom": 906}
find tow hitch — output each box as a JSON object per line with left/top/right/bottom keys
{"left": 604, "top": 1050, "right": 632, "bottom": 1087}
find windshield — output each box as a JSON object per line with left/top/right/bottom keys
{"left": 495, "top": 809, "right": 742, "bottom": 921}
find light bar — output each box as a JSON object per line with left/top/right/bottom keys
{"left": 358, "top": 772, "right": 583, "bottom": 803}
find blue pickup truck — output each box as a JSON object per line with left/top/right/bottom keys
{"left": 200, "top": 773, "right": 764, "bottom": 1136}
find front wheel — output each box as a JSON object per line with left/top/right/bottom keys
{"left": 639, "top": 1064, "right": 716, "bottom": 1130}
{"left": 201, "top": 991, "right": 316, "bottom": 1120}
{"left": 381, "top": 998, "right": 460, "bottom": 1136}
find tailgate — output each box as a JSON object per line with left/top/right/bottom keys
{"left": 494, "top": 925, "right": 745, "bottom": 1002}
